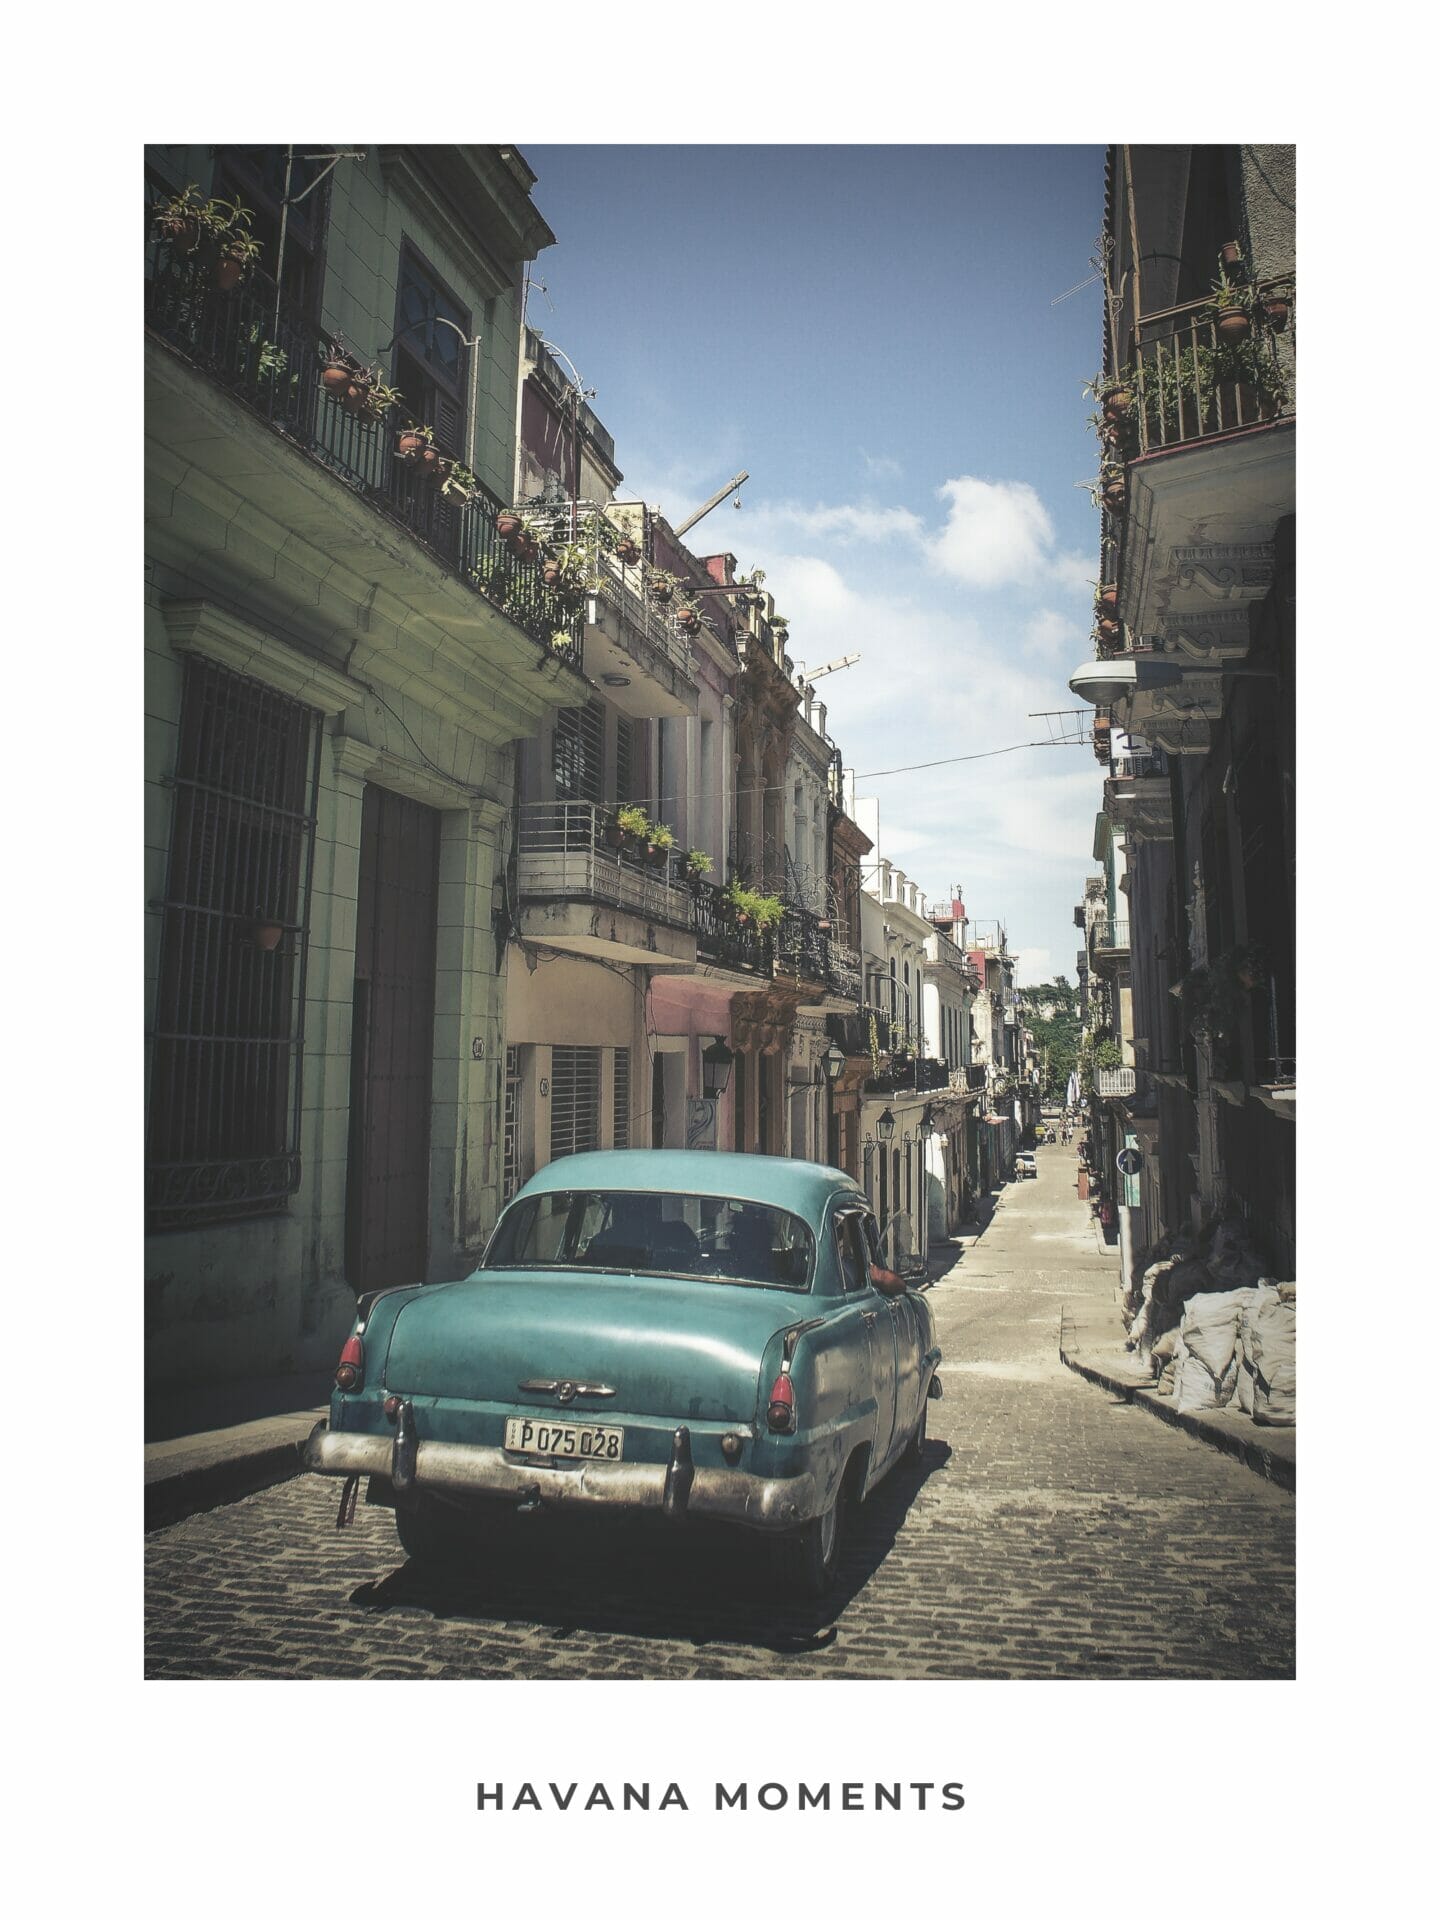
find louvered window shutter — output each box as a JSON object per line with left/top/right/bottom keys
{"left": 550, "top": 1047, "right": 601, "bottom": 1160}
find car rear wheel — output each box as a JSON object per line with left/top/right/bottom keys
{"left": 903, "top": 1398, "right": 928, "bottom": 1467}
{"left": 774, "top": 1482, "right": 847, "bottom": 1599}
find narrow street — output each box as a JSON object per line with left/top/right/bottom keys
{"left": 144, "top": 1144, "right": 1294, "bottom": 1680}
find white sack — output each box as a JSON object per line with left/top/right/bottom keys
{"left": 1178, "top": 1287, "right": 1253, "bottom": 1380}
{"left": 1173, "top": 1344, "right": 1240, "bottom": 1412}
{"left": 1243, "top": 1293, "right": 1296, "bottom": 1427}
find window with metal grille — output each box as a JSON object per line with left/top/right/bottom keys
{"left": 550, "top": 1046, "right": 601, "bottom": 1161}
{"left": 147, "top": 657, "right": 321, "bottom": 1231}
{"left": 553, "top": 702, "right": 603, "bottom": 803}
{"left": 612, "top": 1046, "right": 630, "bottom": 1149}
{"left": 503, "top": 1045, "right": 521, "bottom": 1202}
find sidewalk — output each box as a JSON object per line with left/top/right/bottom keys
{"left": 145, "top": 1371, "right": 329, "bottom": 1532}
{"left": 1058, "top": 1294, "right": 1296, "bottom": 1492}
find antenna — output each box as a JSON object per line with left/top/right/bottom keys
{"left": 1028, "top": 708, "right": 1096, "bottom": 745}
{"left": 794, "top": 652, "right": 861, "bottom": 685}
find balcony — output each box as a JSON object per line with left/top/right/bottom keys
{"left": 515, "top": 802, "right": 697, "bottom": 968}
{"left": 520, "top": 500, "right": 699, "bottom": 720}
{"left": 693, "top": 882, "right": 774, "bottom": 981}
{"left": 145, "top": 236, "right": 584, "bottom": 673}
{"left": 1104, "top": 759, "right": 1174, "bottom": 844}
{"left": 1091, "top": 917, "right": 1130, "bottom": 964}
{"left": 1095, "top": 1067, "right": 1136, "bottom": 1099}
{"left": 775, "top": 902, "right": 863, "bottom": 1002}
{"left": 1110, "top": 288, "right": 1295, "bottom": 655}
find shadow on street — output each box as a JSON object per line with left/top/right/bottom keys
{"left": 348, "top": 1441, "right": 952, "bottom": 1656}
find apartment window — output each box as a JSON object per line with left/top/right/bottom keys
{"left": 211, "top": 145, "right": 331, "bottom": 316}
{"left": 613, "top": 1046, "right": 630, "bottom": 1149}
{"left": 392, "top": 245, "right": 471, "bottom": 460}
{"left": 550, "top": 1046, "right": 601, "bottom": 1161}
{"left": 147, "top": 657, "right": 322, "bottom": 1231}
{"left": 615, "top": 717, "right": 634, "bottom": 806}
{"left": 553, "top": 702, "right": 604, "bottom": 804}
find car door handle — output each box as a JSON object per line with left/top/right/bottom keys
{"left": 860, "top": 1310, "right": 878, "bottom": 1327}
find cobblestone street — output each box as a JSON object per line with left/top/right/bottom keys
{"left": 145, "top": 1144, "right": 1295, "bottom": 1679}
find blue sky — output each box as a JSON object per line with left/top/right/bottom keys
{"left": 525, "top": 145, "right": 1108, "bottom": 986}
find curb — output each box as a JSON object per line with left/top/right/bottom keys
{"left": 145, "top": 1433, "right": 314, "bottom": 1533}
{"left": 1058, "top": 1343, "right": 1295, "bottom": 1493}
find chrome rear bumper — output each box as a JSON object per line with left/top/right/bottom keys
{"left": 305, "top": 1422, "right": 820, "bottom": 1532}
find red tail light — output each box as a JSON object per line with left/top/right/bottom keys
{"left": 334, "top": 1334, "right": 364, "bottom": 1392}
{"left": 766, "top": 1371, "right": 796, "bottom": 1434}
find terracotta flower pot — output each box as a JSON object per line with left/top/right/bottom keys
{"left": 342, "top": 382, "right": 372, "bottom": 416}
{"left": 601, "top": 822, "right": 625, "bottom": 849}
{"left": 650, "top": 582, "right": 673, "bottom": 604}
{"left": 160, "top": 214, "right": 203, "bottom": 256}
{"left": 322, "top": 365, "right": 353, "bottom": 400}
{"left": 513, "top": 533, "right": 539, "bottom": 561}
{"left": 1097, "top": 586, "right": 1119, "bottom": 615}
{"left": 1262, "top": 298, "right": 1290, "bottom": 331}
{"left": 1102, "top": 388, "right": 1133, "bottom": 422}
{"left": 496, "top": 513, "right": 523, "bottom": 541}
{"left": 543, "top": 562, "right": 564, "bottom": 587}
{"left": 616, "top": 539, "right": 641, "bottom": 565}
{"left": 1096, "top": 616, "right": 1122, "bottom": 642}
{"left": 419, "top": 446, "right": 443, "bottom": 482}
{"left": 214, "top": 254, "right": 245, "bottom": 292}
{"left": 397, "top": 430, "right": 427, "bottom": 459}
{"left": 250, "top": 920, "right": 284, "bottom": 952}
{"left": 1216, "top": 308, "right": 1251, "bottom": 342}
{"left": 1101, "top": 483, "right": 1126, "bottom": 512}
{"left": 1220, "top": 240, "right": 1244, "bottom": 270}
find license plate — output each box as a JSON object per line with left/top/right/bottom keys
{"left": 503, "top": 1416, "right": 624, "bottom": 1463}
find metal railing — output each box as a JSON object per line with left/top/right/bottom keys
{"left": 1095, "top": 1067, "right": 1137, "bottom": 1098}
{"left": 1131, "top": 285, "right": 1292, "bottom": 456}
{"left": 145, "top": 234, "right": 583, "bottom": 668}
{"left": 1094, "top": 917, "right": 1130, "bottom": 952}
{"left": 693, "top": 882, "right": 774, "bottom": 977}
{"left": 1113, "top": 750, "right": 1163, "bottom": 779}
{"left": 515, "top": 498, "right": 698, "bottom": 680}
{"left": 774, "top": 901, "right": 862, "bottom": 999}
{"left": 516, "top": 803, "right": 695, "bottom": 932}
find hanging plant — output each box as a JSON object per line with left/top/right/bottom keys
{"left": 1211, "top": 273, "right": 1252, "bottom": 343}
{"left": 615, "top": 533, "right": 642, "bottom": 565}
{"left": 1096, "top": 584, "right": 1119, "bottom": 617}
{"left": 684, "top": 848, "right": 713, "bottom": 878}
{"left": 646, "top": 822, "right": 677, "bottom": 866}
{"left": 649, "top": 570, "right": 676, "bottom": 604}
{"left": 677, "top": 605, "right": 701, "bottom": 634}
{"left": 440, "top": 460, "right": 478, "bottom": 504}
{"left": 152, "top": 183, "right": 214, "bottom": 256}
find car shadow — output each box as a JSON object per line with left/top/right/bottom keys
{"left": 348, "top": 1440, "right": 953, "bottom": 1657}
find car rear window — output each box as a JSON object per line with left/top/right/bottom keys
{"left": 483, "top": 1190, "right": 815, "bottom": 1290}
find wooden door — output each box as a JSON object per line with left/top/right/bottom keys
{"left": 346, "top": 786, "right": 441, "bottom": 1295}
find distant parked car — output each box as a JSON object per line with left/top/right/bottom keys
{"left": 306, "top": 1151, "right": 943, "bottom": 1598}
{"left": 1015, "top": 1151, "right": 1037, "bottom": 1179}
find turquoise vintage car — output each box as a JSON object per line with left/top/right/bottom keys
{"left": 306, "top": 1150, "right": 942, "bottom": 1595}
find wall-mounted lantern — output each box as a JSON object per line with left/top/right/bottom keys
{"left": 702, "top": 1037, "right": 735, "bottom": 1100}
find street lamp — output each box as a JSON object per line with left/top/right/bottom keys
{"left": 918, "top": 1106, "right": 935, "bottom": 1142}
{"left": 821, "top": 1041, "right": 846, "bottom": 1084}
{"left": 876, "top": 1107, "right": 896, "bottom": 1143}
{"left": 702, "top": 1037, "right": 735, "bottom": 1100}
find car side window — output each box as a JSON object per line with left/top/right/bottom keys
{"left": 835, "top": 1212, "right": 870, "bottom": 1293}
{"left": 861, "top": 1214, "right": 884, "bottom": 1271}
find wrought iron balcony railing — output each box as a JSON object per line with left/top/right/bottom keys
{"left": 1095, "top": 1066, "right": 1137, "bottom": 1098}
{"left": 516, "top": 802, "right": 694, "bottom": 933}
{"left": 1093, "top": 917, "right": 1130, "bottom": 952}
{"left": 773, "top": 901, "right": 862, "bottom": 1000}
{"left": 145, "top": 234, "right": 583, "bottom": 670}
{"left": 693, "top": 881, "right": 774, "bottom": 978}
{"left": 1130, "top": 284, "right": 1293, "bottom": 457}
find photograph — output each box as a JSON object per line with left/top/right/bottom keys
{"left": 141, "top": 139, "right": 1295, "bottom": 1686}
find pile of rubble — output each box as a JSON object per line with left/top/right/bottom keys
{"left": 1124, "top": 1219, "right": 1295, "bottom": 1428}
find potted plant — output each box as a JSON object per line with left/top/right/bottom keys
{"left": 547, "top": 629, "right": 577, "bottom": 660}
{"left": 615, "top": 532, "right": 642, "bottom": 565}
{"left": 1211, "top": 274, "right": 1252, "bottom": 343}
{"left": 322, "top": 347, "right": 364, "bottom": 403}
{"left": 685, "top": 849, "right": 713, "bottom": 880}
{"left": 1096, "top": 615, "right": 1122, "bottom": 642}
{"left": 616, "top": 804, "right": 652, "bottom": 848}
{"left": 1259, "top": 285, "right": 1292, "bottom": 331}
{"left": 645, "top": 823, "right": 677, "bottom": 867}
{"left": 1096, "top": 584, "right": 1119, "bottom": 617}
{"left": 648, "top": 569, "right": 676, "bottom": 604}
{"left": 439, "top": 460, "right": 478, "bottom": 504}
{"left": 247, "top": 915, "right": 285, "bottom": 952}
{"left": 1220, "top": 240, "right": 1245, "bottom": 272}
{"left": 601, "top": 811, "right": 627, "bottom": 850}
{"left": 1100, "top": 471, "right": 1126, "bottom": 512}
{"left": 677, "top": 605, "right": 701, "bottom": 634}
{"left": 151, "top": 183, "right": 214, "bottom": 256}
{"left": 214, "top": 222, "right": 261, "bottom": 292}
{"left": 396, "top": 421, "right": 434, "bottom": 462}
{"left": 1083, "top": 369, "right": 1135, "bottom": 422}
{"left": 542, "top": 542, "right": 589, "bottom": 596}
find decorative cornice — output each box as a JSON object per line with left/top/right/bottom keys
{"left": 161, "top": 599, "right": 362, "bottom": 714}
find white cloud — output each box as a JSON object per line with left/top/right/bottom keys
{"left": 860, "top": 449, "right": 903, "bottom": 482}
{"left": 1022, "top": 608, "right": 1085, "bottom": 661}
{"left": 744, "top": 500, "right": 926, "bottom": 547}
{"left": 930, "top": 476, "right": 1058, "bottom": 589}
